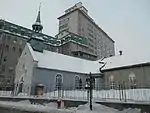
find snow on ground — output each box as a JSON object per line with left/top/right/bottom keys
{"left": 117, "top": 108, "right": 141, "bottom": 113}
{"left": 73, "top": 103, "right": 141, "bottom": 113}
{"left": 0, "top": 100, "right": 141, "bottom": 113}
{"left": 0, "top": 101, "right": 72, "bottom": 113}
{"left": 75, "top": 103, "right": 118, "bottom": 113}
{"left": 45, "top": 89, "right": 150, "bottom": 102}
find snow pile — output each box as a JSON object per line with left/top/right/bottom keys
{"left": 0, "top": 101, "right": 72, "bottom": 113}
{"left": 75, "top": 103, "right": 118, "bottom": 113}
{"left": 18, "top": 93, "right": 28, "bottom": 97}
{"left": 17, "top": 100, "right": 31, "bottom": 104}
{"left": 117, "top": 108, "right": 141, "bottom": 113}
{"left": 74, "top": 103, "right": 141, "bottom": 113}
{"left": 45, "top": 102, "right": 57, "bottom": 108}
{"left": 0, "top": 91, "right": 12, "bottom": 97}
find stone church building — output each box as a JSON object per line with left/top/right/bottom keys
{"left": 14, "top": 41, "right": 103, "bottom": 95}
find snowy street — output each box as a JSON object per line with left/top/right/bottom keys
{"left": 0, "top": 100, "right": 141, "bottom": 113}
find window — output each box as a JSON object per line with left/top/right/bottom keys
{"left": 18, "top": 83, "right": 23, "bottom": 93}
{"left": 55, "top": 74, "right": 63, "bottom": 89}
{"left": 13, "top": 47, "right": 16, "bottom": 51}
{"left": 109, "top": 75, "right": 115, "bottom": 89}
{"left": 19, "top": 48, "right": 22, "bottom": 55}
{"left": 5, "top": 45, "right": 9, "bottom": 51}
{"left": 129, "top": 72, "right": 136, "bottom": 89}
{"left": 75, "top": 76, "right": 80, "bottom": 89}
{"left": 59, "top": 24, "right": 68, "bottom": 30}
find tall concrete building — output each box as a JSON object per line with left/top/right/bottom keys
{"left": 57, "top": 2, "right": 115, "bottom": 59}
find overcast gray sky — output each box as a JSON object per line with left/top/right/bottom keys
{"left": 0, "top": 0, "right": 150, "bottom": 55}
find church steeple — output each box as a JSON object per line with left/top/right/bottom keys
{"left": 32, "top": 3, "right": 43, "bottom": 33}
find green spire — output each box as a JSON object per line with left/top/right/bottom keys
{"left": 32, "top": 3, "right": 43, "bottom": 33}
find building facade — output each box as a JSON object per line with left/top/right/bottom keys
{"left": 101, "top": 54, "right": 150, "bottom": 89}
{"left": 0, "top": 2, "right": 116, "bottom": 90}
{"left": 14, "top": 43, "right": 103, "bottom": 95}
{"left": 57, "top": 2, "right": 115, "bottom": 59}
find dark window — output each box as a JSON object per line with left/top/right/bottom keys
{"left": 5, "top": 45, "right": 9, "bottom": 51}
{"left": 19, "top": 48, "right": 22, "bottom": 55}
{"left": 18, "top": 83, "right": 23, "bottom": 93}
{"left": 55, "top": 74, "right": 63, "bottom": 89}
{"left": 79, "top": 79, "right": 82, "bottom": 89}
{"left": 13, "top": 47, "right": 16, "bottom": 51}
{"left": 75, "top": 76, "right": 80, "bottom": 89}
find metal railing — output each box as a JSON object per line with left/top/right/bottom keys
{"left": 0, "top": 84, "right": 150, "bottom": 103}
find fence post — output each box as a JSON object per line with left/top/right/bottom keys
{"left": 123, "top": 82, "right": 126, "bottom": 102}
{"left": 119, "top": 84, "right": 121, "bottom": 101}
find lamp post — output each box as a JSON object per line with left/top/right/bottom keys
{"left": 89, "top": 72, "right": 93, "bottom": 111}
{"left": 85, "top": 72, "right": 94, "bottom": 111}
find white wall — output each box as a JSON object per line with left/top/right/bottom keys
{"left": 15, "top": 44, "right": 37, "bottom": 95}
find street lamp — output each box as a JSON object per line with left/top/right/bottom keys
{"left": 85, "top": 72, "right": 94, "bottom": 111}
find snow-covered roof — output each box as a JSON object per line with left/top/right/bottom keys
{"left": 102, "top": 53, "right": 150, "bottom": 71}
{"left": 27, "top": 43, "right": 150, "bottom": 73}
{"left": 27, "top": 44, "right": 101, "bottom": 74}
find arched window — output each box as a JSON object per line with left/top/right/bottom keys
{"left": 109, "top": 75, "right": 115, "bottom": 89}
{"left": 75, "top": 76, "right": 80, "bottom": 89}
{"left": 129, "top": 72, "right": 136, "bottom": 89}
{"left": 55, "top": 74, "right": 63, "bottom": 90}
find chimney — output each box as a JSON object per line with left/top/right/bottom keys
{"left": 119, "top": 51, "right": 123, "bottom": 55}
